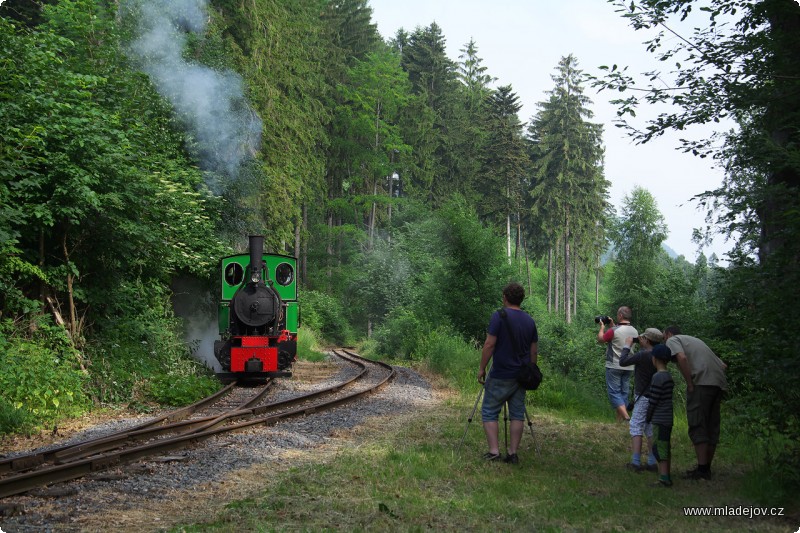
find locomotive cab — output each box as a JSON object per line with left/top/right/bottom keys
{"left": 214, "top": 235, "right": 298, "bottom": 383}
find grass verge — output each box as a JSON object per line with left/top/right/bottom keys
{"left": 172, "top": 379, "right": 798, "bottom": 532}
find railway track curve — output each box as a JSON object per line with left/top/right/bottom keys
{"left": 0, "top": 350, "right": 394, "bottom": 499}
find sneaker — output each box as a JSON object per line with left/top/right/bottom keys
{"left": 482, "top": 452, "right": 502, "bottom": 462}
{"left": 653, "top": 479, "right": 673, "bottom": 488}
{"left": 504, "top": 453, "right": 519, "bottom": 464}
{"left": 644, "top": 463, "right": 658, "bottom": 472}
{"left": 625, "top": 462, "right": 643, "bottom": 473}
{"left": 684, "top": 466, "right": 711, "bottom": 480}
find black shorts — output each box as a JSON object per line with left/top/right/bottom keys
{"left": 652, "top": 424, "right": 672, "bottom": 462}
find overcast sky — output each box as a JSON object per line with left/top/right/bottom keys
{"left": 368, "top": 0, "right": 736, "bottom": 263}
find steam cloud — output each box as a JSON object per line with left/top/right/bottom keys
{"left": 124, "top": 0, "right": 262, "bottom": 191}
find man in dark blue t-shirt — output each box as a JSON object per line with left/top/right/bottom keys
{"left": 478, "top": 282, "right": 538, "bottom": 464}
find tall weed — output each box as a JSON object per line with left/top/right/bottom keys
{"left": 297, "top": 327, "right": 327, "bottom": 362}
{"left": 0, "top": 338, "right": 89, "bottom": 427}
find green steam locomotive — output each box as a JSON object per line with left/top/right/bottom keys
{"left": 213, "top": 235, "right": 298, "bottom": 382}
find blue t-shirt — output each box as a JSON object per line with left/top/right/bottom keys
{"left": 487, "top": 308, "right": 538, "bottom": 379}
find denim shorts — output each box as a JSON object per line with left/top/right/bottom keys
{"left": 605, "top": 368, "right": 632, "bottom": 409}
{"left": 481, "top": 377, "right": 526, "bottom": 422}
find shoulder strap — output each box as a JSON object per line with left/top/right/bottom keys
{"left": 498, "top": 308, "right": 526, "bottom": 363}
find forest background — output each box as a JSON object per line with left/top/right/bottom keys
{"left": 0, "top": 0, "right": 798, "bottom": 504}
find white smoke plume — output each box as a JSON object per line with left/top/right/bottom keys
{"left": 171, "top": 276, "right": 222, "bottom": 372}
{"left": 124, "top": 0, "right": 262, "bottom": 191}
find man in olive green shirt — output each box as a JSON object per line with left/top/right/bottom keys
{"left": 663, "top": 326, "right": 728, "bottom": 480}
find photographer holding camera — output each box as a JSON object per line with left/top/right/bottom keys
{"left": 596, "top": 306, "right": 638, "bottom": 422}
{"left": 619, "top": 328, "right": 664, "bottom": 472}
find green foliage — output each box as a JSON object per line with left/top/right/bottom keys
{"left": 296, "top": 327, "right": 327, "bottom": 362}
{"left": 369, "top": 308, "right": 425, "bottom": 360}
{"left": 0, "top": 327, "right": 89, "bottom": 426}
{"left": 608, "top": 186, "right": 669, "bottom": 324}
{"left": 415, "top": 327, "right": 480, "bottom": 391}
{"left": 425, "top": 197, "right": 514, "bottom": 340}
{"left": 0, "top": 396, "right": 33, "bottom": 435}
{"left": 347, "top": 239, "right": 413, "bottom": 333}
{"left": 536, "top": 313, "right": 605, "bottom": 395}
{"left": 146, "top": 374, "right": 219, "bottom": 407}
{"left": 0, "top": 0, "right": 796, "bottom": 498}
{"left": 533, "top": 362, "right": 610, "bottom": 420}
{"left": 301, "top": 290, "right": 355, "bottom": 346}
{"left": 215, "top": 0, "right": 331, "bottom": 249}
{"left": 86, "top": 280, "right": 210, "bottom": 405}
{"left": 597, "top": 2, "right": 800, "bottom": 489}
{"left": 478, "top": 85, "right": 528, "bottom": 228}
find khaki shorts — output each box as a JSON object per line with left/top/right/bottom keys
{"left": 686, "top": 385, "right": 723, "bottom": 445}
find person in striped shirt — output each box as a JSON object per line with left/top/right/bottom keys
{"left": 646, "top": 344, "right": 675, "bottom": 487}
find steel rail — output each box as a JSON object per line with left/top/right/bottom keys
{"left": 0, "top": 381, "right": 238, "bottom": 475}
{"left": 51, "top": 381, "right": 275, "bottom": 464}
{"left": 0, "top": 352, "right": 387, "bottom": 498}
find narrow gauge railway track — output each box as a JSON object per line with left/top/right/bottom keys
{"left": 0, "top": 350, "right": 394, "bottom": 499}
{"left": 0, "top": 381, "right": 241, "bottom": 475}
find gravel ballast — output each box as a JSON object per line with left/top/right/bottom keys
{"left": 0, "top": 358, "right": 439, "bottom": 532}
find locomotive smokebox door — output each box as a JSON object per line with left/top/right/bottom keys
{"left": 233, "top": 284, "right": 279, "bottom": 327}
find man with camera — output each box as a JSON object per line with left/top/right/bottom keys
{"left": 596, "top": 307, "right": 638, "bottom": 422}
{"left": 663, "top": 326, "right": 728, "bottom": 480}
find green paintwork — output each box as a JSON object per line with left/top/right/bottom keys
{"left": 218, "top": 253, "right": 298, "bottom": 335}
{"left": 218, "top": 303, "right": 230, "bottom": 334}
{"left": 285, "top": 301, "right": 298, "bottom": 331}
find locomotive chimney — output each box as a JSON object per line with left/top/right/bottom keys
{"left": 249, "top": 235, "right": 264, "bottom": 283}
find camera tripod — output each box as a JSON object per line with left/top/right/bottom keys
{"left": 456, "top": 382, "right": 540, "bottom": 456}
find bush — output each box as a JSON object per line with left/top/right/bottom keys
{"left": 146, "top": 373, "right": 219, "bottom": 407}
{"left": 297, "top": 327, "right": 327, "bottom": 362}
{"left": 0, "top": 396, "right": 34, "bottom": 434}
{"left": 0, "top": 335, "right": 89, "bottom": 426}
{"left": 301, "top": 289, "right": 354, "bottom": 346}
{"left": 86, "top": 280, "right": 210, "bottom": 405}
{"left": 537, "top": 315, "right": 605, "bottom": 395}
{"left": 416, "top": 327, "right": 479, "bottom": 391}
{"left": 370, "top": 308, "right": 425, "bottom": 360}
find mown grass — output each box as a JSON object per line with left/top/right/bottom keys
{"left": 172, "top": 367, "right": 798, "bottom": 532}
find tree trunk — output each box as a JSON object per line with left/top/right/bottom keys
{"left": 369, "top": 180, "right": 377, "bottom": 250}
{"left": 573, "top": 258, "right": 578, "bottom": 318}
{"left": 547, "top": 247, "right": 553, "bottom": 313}
{"left": 294, "top": 206, "right": 301, "bottom": 259}
{"left": 564, "top": 210, "right": 571, "bottom": 324}
{"left": 523, "top": 234, "right": 532, "bottom": 297}
{"left": 59, "top": 227, "right": 78, "bottom": 340}
{"left": 326, "top": 212, "right": 334, "bottom": 280}
{"left": 595, "top": 252, "right": 600, "bottom": 306}
{"left": 388, "top": 172, "right": 394, "bottom": 246}
{"left": 302, "top": 203, "right": 308, "bottom": 285}
{"left": 554, "top": 239, "right": 560, "bottom": 314}
{"left": 38, "top": 229, "right": 46, "bottom": 308}
{"left": 506, "top": 213, "right": 512, "bottom": 262}
{"left": 760, "top": 0, "right": 800, "bottom": 263}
